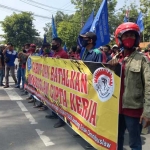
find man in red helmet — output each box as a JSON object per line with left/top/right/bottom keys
{"left": 108, "top": 22, "right": 150, "bottom": 150}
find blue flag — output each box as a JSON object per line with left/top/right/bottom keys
{"left": 90, "top": 0, "right": 110, "bottom": 48}
{"left": 137, "top": 12, "right": 144, "bottom": 32}
{"left": 63, "top": 43, "right": 67, "bottom": 51}
{"left": 52, "top": 15, "right": 58, "bottom": 38}
{"left": 43, "top": 34, "right": 47, "bottom": 44}
{"left": 78, "top": 11, "right": 94, "bottom": 58}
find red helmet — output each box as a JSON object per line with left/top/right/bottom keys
{"left": 115, "top": 22, "right": 140, "bottom": 48}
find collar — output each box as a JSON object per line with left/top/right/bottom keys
{"left": 86, "top": 47, "right": 95, "bottom": 54}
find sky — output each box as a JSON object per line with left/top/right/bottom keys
{"left": 0, "top": 0, "right": 140, "bottom": 40}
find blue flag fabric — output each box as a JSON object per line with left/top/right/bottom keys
{"left": 78, "top": 11, "right": 94, "bottom": 58}
{"left": 137, "top": 12, "right": 144, "bottom": 32}
{"left": 63, "top": 43, "right": 67, "bottom": 51}
{"left": 124, "top": 16, "right": 128, "bottom": 22}
{"left": 43, "top": 34, "right": 47, "bottom": 44}
{"left": 90, "top": 0, "right": 110, "bottom": 48}
{"left": 52, "top": 15, "right": 58, "bottom": 38}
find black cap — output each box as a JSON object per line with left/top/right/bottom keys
{"left": 80, "top": 32, "right": 97, "bottom": 42}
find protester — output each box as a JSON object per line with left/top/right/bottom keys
{"left": 108, "top": 22, "right": 150, "bottom": 150}
{"left": 34, "top": 42, "right": 53, "bottom": 111}
{"left": 45, "top": 37, "right": 68, "bottom": 128}
{"left": 98, "top": 46, "right": 107, "bottom": 63}
{"left": 76, "top": 45, "right": 81, "bottom": 60}
{"left": 0, "top": 44, "right": 5, "bottom": 86}
{"left": 79, "top": 31, "right": 104, "bottom": 149}
{"left": 102, "top": 45, "right": 112, "bottom": 62}
{"left": 15, "top": 45, "right": 26, "bottom": 88}
{"left": 68, "top": 46, "right": 80, "bottom": 60}
{"left": 42, "top": 42, "right": 53, "bottom": 57}
{"left": 69, "top": 46, "right": 77, "bottom": 58}
{"left": 80, "top": 32, "right": 103, "bottom": 62}
{"left": 3, "top": 43, "right": 18, "bottom": 88}
{"left": 18, "top": 43, "right": 37, "bottom": 101}
{"left": 111, "top": 44, "right": 120, "bottom": 57}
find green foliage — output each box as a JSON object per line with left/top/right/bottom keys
{"left": 1, "top": 12, "right": 39, "bottom": 50}
{"left": 43, "top": 0, "right": 150, "bottom": 48}
{"left": 140, "top": 0, "right": 150, "bottom": 42}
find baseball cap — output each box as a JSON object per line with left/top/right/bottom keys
{"left": 80, "top": 32, "right": 97, "bottom": 42}
{"left": 112, "top": 44, "right": 118, "bottom": 48}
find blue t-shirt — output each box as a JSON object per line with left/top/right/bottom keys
{"left": 5, "top": 50, "right": 18, "bottom": 66}
{"left": 81, "top": 48, "right": 103, "bottom": 62}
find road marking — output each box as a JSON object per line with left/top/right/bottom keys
{"left": 24, "top": 112, "right": 38, "bottom": 124}
{"left": 35, "top": 129, "right": 55, "bottom": 146}
{"left": 4, "top": 88, "right": 23, "bottom": 101}
{"left": 16, "top": 101, "right": 28, "bottom": 112}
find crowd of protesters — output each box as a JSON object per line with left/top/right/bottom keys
{"left": 0, "top": 22, "right": 150, "bottom": 150}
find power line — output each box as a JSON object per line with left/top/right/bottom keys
{"left": 20, "top": 0, "right": 57, "bottom": 14}
{"left": 25, "top": 0, "right": 75, "bottom": 12}
{"left": 0, "top": 4, "right": 51, "bottom": 19}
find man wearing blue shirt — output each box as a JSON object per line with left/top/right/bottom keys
{"left": 3, "top": 43, "right": 17, "bottom": 88}
{"left": 80, "top": 32, "right": 103, "bottom": 62}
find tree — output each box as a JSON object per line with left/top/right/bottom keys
{"left": 57, "top": 21, "right": 79, "bottom": 48}
{"left": 43, "top": 23, "right": 52, "bottom": 43}
{"left": 1, "top": 12, "right": 39, "bottom": 49}
{"left": 71, "top": 0, "right": 118, "bottom": 35}
{"left": 140, "top": 0, "right": 150, "bottom": 42}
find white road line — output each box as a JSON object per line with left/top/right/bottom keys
{"left": 35, "top": 129, "right": 55, "bottom": 146}
{"left": 24, "top": 112, "right": 38, "bottom": 124}
{"left": 4, "top": 88, "right": 23, "bottom": 101}
{"left": 16, "top": 101, "right": 28, "bottom": 112}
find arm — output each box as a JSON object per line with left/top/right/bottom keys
{"left": 140, "top": 57, "right": 150, "bottom": 127}
{"left": 3, "top": 47, "right": 7, "bottom": 54}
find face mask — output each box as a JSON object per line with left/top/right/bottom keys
{"left": 82, "top": 40, "right": 89, "bottom": 47}
{"left": 45, "top": 48, "right": 50, "bottom": 53}
{"left": 52, "top": 45, "right": 58, "bottom": 50}
{"left": 122, "top": 38, "right": 135, "bottom": 49}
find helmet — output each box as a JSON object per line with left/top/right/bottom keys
{"left": 115, "top": 22, "right": 140, "bottom": 48}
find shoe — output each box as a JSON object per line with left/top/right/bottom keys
{"left": 72, "top": 134, "right": 80, "bottom": 137}
{"left": 45, "top": 115, "right": 57, "bottom": 119}
{"left": 4, "top": 85, "right": 9, "bottom": 88}
{"left": 54, "top": 121, "right": 65, "bottom": 128}
{"left": 0, "top": 83, "right": 4, "bottom": 86}
{"left": 26, "top": 97, "right": 32, "bottom": 100}
{"left": 38, "top": 107, "right": 48, "bottom": 111}
{"left": 15, "top": 85, "right": 20, "bottom": 88}
{"left": 85, "top": 144, "right": 93, "bottom": 149}
{"left": 33, "top": 104, "right": 43, "bottom": 108}
{"left": 28, "top": 99, "right": 34, "bottom": 103}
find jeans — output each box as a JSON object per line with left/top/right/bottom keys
{"left": 118, "top": 114, "right": 142, "bottom": 150}
{"left": 0, "top": 67, "right": 4, "bottom": 85}
{"left": 17, "top": 66, "right": 21, "bottom": 86}
{"left": 5, "top": 65, "right": 17, "bottom": 85}
{"left": 21, "top": 68, "right": 26, "bottom": 88}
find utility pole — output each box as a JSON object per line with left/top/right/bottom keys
{"left": 81, "top": 0, "right": 85, "bottom": 27}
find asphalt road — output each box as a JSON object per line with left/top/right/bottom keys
{"left": 0, "top": 79, "right": 150, "bottom": 150}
